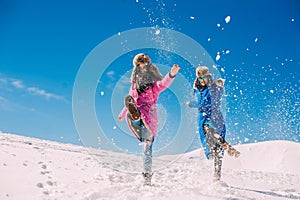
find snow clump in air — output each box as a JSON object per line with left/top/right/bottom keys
{"left": 225, "top": 16, "right": 231, "bottom": 23}
{"left": 216, "top": 53, "right": 221, "bottom": 61}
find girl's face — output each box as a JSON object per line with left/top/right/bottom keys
{"left": 198, "top": 76, "right": 208, "bottom": 86}
{"left": 138, "top": 62, "right": 148, "bottom": 73}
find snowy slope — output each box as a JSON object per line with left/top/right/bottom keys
{"left": 0, "top": 131, "right": 300, "bottom": 200}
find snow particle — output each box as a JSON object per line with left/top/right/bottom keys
{"left": 36, "top": 183, "right": 44, "bottom": 188}
{"left": 100, "top": 91, "right": 104, "bottom": 96}
{"left": 190, "top": 16, "right": 195, "bottom": 20}
{"left": 225, "top": 16, "right": 231, "bottom": 23}
{"left": 270, "top": 90, "right": 274, "bottom": 94}
{"left": 291, "top": 18, "right": 295, "bottom": 22}
{"left": 208, "top": 37, "right": 211, "bottom": 42}
{"left": 46, "top": 181, "right": 53, "bottom": 186}
{"left": 217, "top": 23, "right": 221, "bottom": 27}
{"left": 254, "top": 38, "right": 258, "bottom": 42}
{"left": 155, "top": 29, "right": 160, "bottom": 35}
{"left": 216, "top": 54, "right": 221, "bottom": 61}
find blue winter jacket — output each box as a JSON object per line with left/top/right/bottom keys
{"left": 189, "top": 81, "right": 226, "bottom": 159}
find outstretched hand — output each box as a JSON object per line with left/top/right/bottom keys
{"left": 186, "top": 101, "right": 190, "bottom": 107}
{"left": 118, "top": 116, "right": 123, "bottom": 121}
{"left": 170, "top": 64, "right": 180, "bottom": 76}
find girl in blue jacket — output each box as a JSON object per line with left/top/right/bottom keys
{"left": 186, "top": 66, "right": 240, "bottom": 181}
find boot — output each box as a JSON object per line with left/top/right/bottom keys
{"left": 222, "top": 143, "right": 241, "bottom": 158}
{"left": 142, "top": 172, "right": 153, "bottom": 186}
{"left": 213, "top": 172, "right": 221, "bottom": 182}
{"left": 213, "top": 150, "right": 222, "bottom": 182}
{"left": 124, "top": 95, "right": 140, "bottom": 120}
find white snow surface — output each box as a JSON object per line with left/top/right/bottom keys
{"left": 0, "top": 131, "right": 300, "bottom": 200}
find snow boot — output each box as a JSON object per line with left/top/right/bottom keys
{"left": 142, "top": 172, "right": 153, "bottom": 186}
{"left": 124, "top": 95, "right": 140, "bottom": 120}
{"left": 222, "top": 143, "right": 240, "bottom": 158}
{"left": 213, "top": 172, "right": 221, "bottom": 182}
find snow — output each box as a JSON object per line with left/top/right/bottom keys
{"left": 225, "top": 16, "right": 231, "bottom": 23}
{"left": 1, "top": 131, "right": 300, "bottom": 200}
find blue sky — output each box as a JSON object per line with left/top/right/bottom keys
{"left": 0, "top": 0, "right": 299, "bottom": 154}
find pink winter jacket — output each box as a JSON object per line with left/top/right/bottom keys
{"left": 118, "top": 72, "right": 175, "bottom": 139}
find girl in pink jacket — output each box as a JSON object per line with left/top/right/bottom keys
{"left": 118, "top": 53, "right": 180, "bottom": 185}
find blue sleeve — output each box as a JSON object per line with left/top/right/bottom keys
{"left": 187, "top": 89, "right": 198, "bottom": 108}
{"left": 189, "top": 101, "right": 198, "bottom": 108}
{"left": 202, "top": 88, "right": 212, "bottom": 109}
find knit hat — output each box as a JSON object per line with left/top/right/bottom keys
{"left": 133, "top": 53, "right": 151, "bottom": 67}
{"left": 196, "top": 66, "right": 210, "bottom": 77}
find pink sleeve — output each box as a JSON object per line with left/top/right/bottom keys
{"left": 118, "top": 107, "right": 127, "bottom": 119}
{"left": 155, "top": 72, "right": 175, "bottom": 92}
